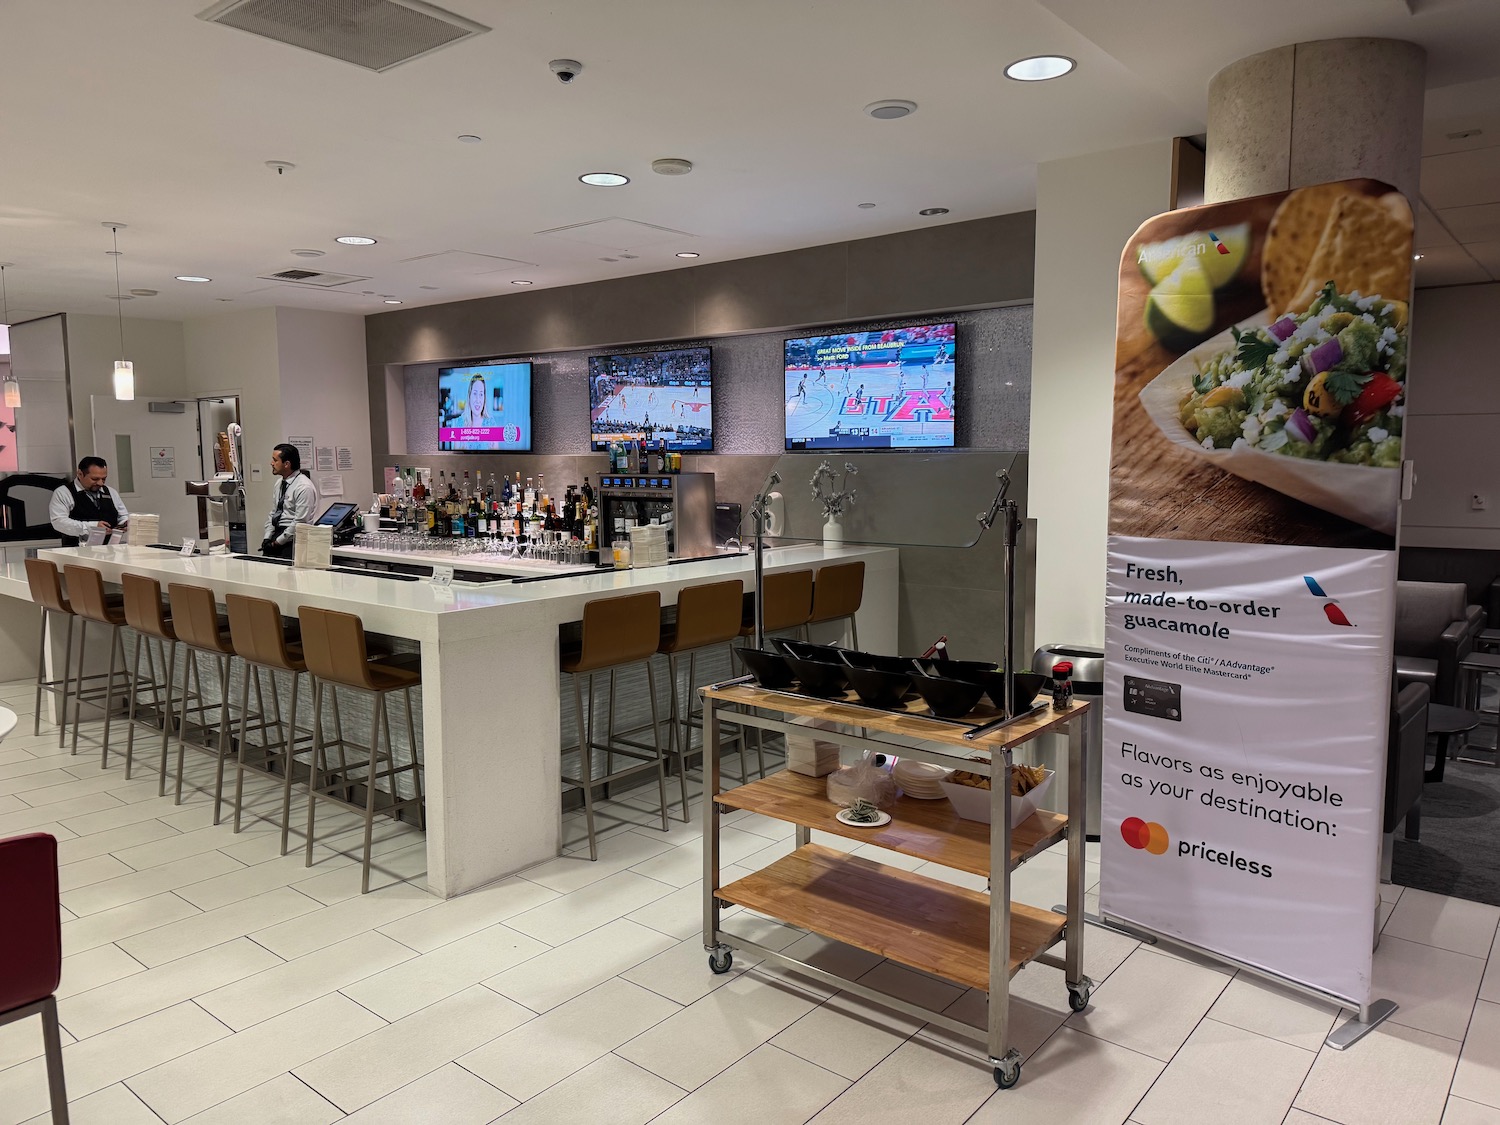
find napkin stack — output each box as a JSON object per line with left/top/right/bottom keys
{"left": 294, "top": 523, "right": 333, "bottom": 570}
{"left": 128, "top": 514, "right": 159, "bottom": 546}
{"left": 785, "top": 717, "right": 840, "bottom": 777}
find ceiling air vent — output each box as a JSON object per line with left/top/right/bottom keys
{"left": 197, "top": 0, "right": 489, "bottom": 73}
{"left": 257, "top": 268, "right": 370, "bottom": 287}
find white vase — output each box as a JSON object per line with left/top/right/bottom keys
{"left": 823, "top": 514, "right": 844, "bottom": 545}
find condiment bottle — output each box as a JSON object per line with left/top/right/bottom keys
{"left": 1051, "top": 660, "right": 1074, "bottom": 710}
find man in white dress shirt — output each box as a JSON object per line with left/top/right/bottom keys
{"left": 260, "top": 443, "right": 318, "bottom": 558}
{"left": 50, "top": 456, "right": 129, "bottom": 547}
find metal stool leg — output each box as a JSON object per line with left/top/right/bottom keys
{"left": 279, "top": 671, "right": 300, "bottom": 856}
{"left": 211, "top": 655, "right": 232, "bottom": 825}
{"left": 55, "top": 615, "right": 75, "bottom": 748}
{"left": 124, "top": 631, "right": 143, "bottom": 778}
{"left": 99, "top": 625, "right": 126, "bottom": 770}
{"left": 574, "top": 673, "right": 598, "bottom": 861}
{"left": 174, "top": 650, "right": 199, "bottom": 805}
{"left": 32, "top": 608, "right": 47, "bottom": 737}
{"left": 40, "top": 994, "right": 69, "bottom": 1125}
{"left": 305, "top": 677, "right": 324, "bottom": 869}
{"left": 404, "top": 686, "right": 424, "bottom": 830}
{"left": 360, "top": 695, "right": 385, "bottom": 894}
{"left": 70, "top": 618, "right": 89, "bottom": 757}
{"left": 232, "top": 663, "right": 254, "bottom": 832}
{"left": 645, "top": 660, "right": 669, "bottom": 832}
{"left": 157, "top": 639, "right": 177, "bottom": 798}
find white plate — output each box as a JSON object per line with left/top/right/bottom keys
{"left": 1138, "top": 311, "right": 1400, "bottom": 535}
{"left": 899, "top": 785, "right": 948, "bottom": 800}
{"left": 836, "top": 807, "right": 892, "bottom": 828}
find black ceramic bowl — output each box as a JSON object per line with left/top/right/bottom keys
{"left": 913, "top": 658, "right": 998, "bottom": 686}
{"left": 784, "top": 656, "right": 850, "bottom": 697}
{"left": 978, "top": 670, "right": 1051, "bottom": 711}
{"left": 912, "top": 674, "right": 987, "bottom": 719}
{"left": 841, "top": 650, "right": 918, "bottom": 677}
{"left": 776, "top": 638, "right": 847, "bottom": 664}
{"left": 844, "top": 664, "right": 913, "bottom": 708}
{"left": 737, "top": 647, "right": 797, "bottom": 690}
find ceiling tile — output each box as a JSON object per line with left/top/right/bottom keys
{"left": 1415, "top": 202, "right": 1460, "bottom": 249}
{"left": 1462, "top": 239, "right": 1500, "bottom": 278}
{"left": 1420, "top": 144, "right": 1500, "bottom": 209}
{"left": 1414, "top": 244, "right": 1491, "bottom": 287}
{"left": 1437, "top": 202, "right": 1500, "bottom": 242}
{"left": 394, "top": 251, "right": 536, "bottom": 284}
{"left": 535, "top": 218, "right": 696, "bottom": 252}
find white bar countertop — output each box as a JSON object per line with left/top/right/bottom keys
{"left": 32, "top": 543, "right": 900, "bottom": 896}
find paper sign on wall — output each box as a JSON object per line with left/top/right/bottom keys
{"left": 315, "top": 446, "right": 336, "bottom": 472}
{"left": 337, "top": 447, "right": 354, "bottom": 471}
{"left": 317, "top": 474, "right": 344, "bottom": 497}
{"left": 289, "top": 436, "right": 314, "bottom": 467}
{"left": 1101, "top": 179, "right": 1415, "bottom": 1008}
{"left": 150, "top": 447, "right": 175, "bottom": 478}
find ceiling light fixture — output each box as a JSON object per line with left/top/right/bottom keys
{"left": 457, "top": 134, "right": 482, "bottom": 143}
{"left": 858, "top": 203, "right": 877, "bottom": 209}
{"left": 0, "top": 265, "right": 18, "bottom": 408}
{"left": 175, "top": 275, "right": 212, "bottom": 283}
{"left": 290, "top": 249, "right": 325, "bottom": 258}
{"left": 675, "top": 252, "right": 700, "bottom": 259}
{"left": 104, "top": 223, "right": 134, "bottom": 401}
{"left": 864, "top": 99, "right": 917, "bottom": 120}
{"left": 1413, "top": 253, "right": 1425, "bottom": 261}
{"left": 334, "top": 235, "right": 378, "bottom": 246}
{"left": 579, "top": 172, "right": 629, "bottom": 187}
{"left": 1005, "top": 55, "right": 1076, "bottom": 81}
{"left": 511, "top": 280, "right": 533, "bottom": 286}
{"left": 919, "top": 207, "right": 949, "bottom": 216}
{"left": 383, "top": 299, "right": 402, "bottom": 305}
{"left": 651, "top": 158, "right": 694, "bottom": 176}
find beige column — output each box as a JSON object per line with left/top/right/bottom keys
{"left": 1205, "top": 38, "right": 1425, "bottom": 204}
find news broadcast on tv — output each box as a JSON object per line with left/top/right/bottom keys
{"left": 588, "top": 347, "right": 714, "bottom": 452}
{"left": 437, "top": 362, "right": 533, "bottom": 451}
{"left": 784, "top": 323, "right": 956, "bottom": 450}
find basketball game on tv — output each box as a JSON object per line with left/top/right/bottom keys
{"left": 784, "top": 323, "right": 956, "bottom": 450}
{"left": 588, "top": 347, "right": 714, "bottom": 452}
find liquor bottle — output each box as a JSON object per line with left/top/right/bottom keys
{"left": 486, "top": 473, "right": 497, "bottom": 503}
{"left": 500, "top": 474, "right": 512, "bottom": 507}
{"left": 581, "top": 475, "right": 594, "bottom": 510}
{"left": 524, "top": 476, "right": 535, "bottom": 508}
{"left": 462, "top": 470, "right": 472, "bottom": 502}
{"left": 468, "top": 492, "right": 482, "bottom": 537}
{"left": 537, "top": 474, "right": 546, "bottom": 508}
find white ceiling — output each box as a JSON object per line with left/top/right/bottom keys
{"left": 0, "top": 0, "right": 1498, "bottom": 325}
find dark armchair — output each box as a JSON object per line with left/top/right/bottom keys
{"left": 1383, "top": 679, "right": 1430, "bottom": 883}
{"left": 0, "top": 832, "right": 68, "bottom": 1122}
{"left": 1394, "top": 581, "right": 1484, "bottom": 708}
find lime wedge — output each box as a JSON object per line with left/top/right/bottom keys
{"left": 1137, "top": 234, "right": 1186, "bottom": 285}
{"left": 1145, "top": 255, "right": 1215, "bottom": 351}
{"left": 1200, "top": 222, "right": 1250, "bottom": 290}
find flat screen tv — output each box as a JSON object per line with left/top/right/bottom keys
{"left": 588, "top": 346, "right": 713, "bottom": 452}
{"left": 437, "top": 361, "right": 533, "bottom": 451}
{"left": 784, "top": 323, "right": 956, "bottom": 450}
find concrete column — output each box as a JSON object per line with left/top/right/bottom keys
{"left": 1205, "top": 38, "right": 1425, "bottom": 204}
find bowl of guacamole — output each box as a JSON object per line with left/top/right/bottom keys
{"left": 1138, "top": 283, "right": 1407, "bottom": 534}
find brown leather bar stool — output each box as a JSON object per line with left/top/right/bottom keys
{"left": 735, "top": 569, "right": 814, "bottom": 779}
{"left": 561, "top": 590, "right": 670, "bottom": 860}
{"left": 226, "top": 594, "right": 313, "bottom": 853}
{"left": 62, "top": 564, "right": 135, "bottom": 767}
{"left": 806, "top": 560, "right": 865, "bottom": 649}
{"left": 657, "top": 579, "right": 746, "bottom": 814}
{"left": 120, "top": 573, "right": 179, "bottom": 794}
{"left": 298, "top": 606, "right": 424, "bottom": 894}
{"left": 24, "top": 559, "right": 78, "bottom": 748}
{"left": 167, "top": 582, "right": 239, "bottom": 822}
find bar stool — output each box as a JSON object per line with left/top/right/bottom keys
{"left": 735, "top": 569, "right": 814, "bottom": 779}
{"left": 24, "top": 560, "right": 77, "bottom": 748}
{"left": 805, "top": 560, "right": 865, "bottom": 649}
{"left": 561, "top": 590, "right": 669, "bottom": 860}
{"left": 120, "top": 573, "right": 178, "bottom": 794}
{"left": 226, "top": 594, "right": 313, "bottom": 853}
{"left": 298, "top": 606, "right": 424, "bottom": 894}
{"left": 656, "top": 579, "right": 744, "bottom": 817}
{"left": 167, "top": 583, "right": 239, "bottom": 822}
{"left": 61, "top": 565, "right": 135, "bottom": 768}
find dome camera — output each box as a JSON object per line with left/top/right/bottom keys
{"left": 549, "top": 59, "right": 582, "bottom": 84}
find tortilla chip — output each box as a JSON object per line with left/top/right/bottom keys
{"left": 1262, "top": 183, "right": 1358, "bottom": 314}
{"left": 1282, "top": 192, "right": 1413, "bottom": 314}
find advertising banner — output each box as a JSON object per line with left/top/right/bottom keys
{"left": 1101, "top": 180, "right": 1414, "bottom": 1006}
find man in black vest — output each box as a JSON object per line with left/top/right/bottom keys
{"left": 50, "top": 456, "right": 129, "bottom": 547}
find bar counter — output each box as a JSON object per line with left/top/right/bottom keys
{"left": 27, "top": 543, "right": 899, "bottom": 897}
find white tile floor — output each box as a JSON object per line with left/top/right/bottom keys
{"left": 2, "top": 676, "right": 1498, "bottom": 1123}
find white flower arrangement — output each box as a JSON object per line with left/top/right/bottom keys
{"left": 811, "top": 460, "right": 858, "bottom": 520}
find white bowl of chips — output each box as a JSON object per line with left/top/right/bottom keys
{"left": 940, "top": 766, "right": 1053, "bottom": 826}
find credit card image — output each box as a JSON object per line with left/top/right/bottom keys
{"left": 1124, "top": 675, "right": 1183, "bottom": 722}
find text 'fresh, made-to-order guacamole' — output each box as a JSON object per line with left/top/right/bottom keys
{"left": 1178, "top": 283, "right": 1408, "bottom": 468}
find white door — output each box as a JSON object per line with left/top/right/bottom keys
{"left": 91, "top": 397, "right": 203, "bottom": 544}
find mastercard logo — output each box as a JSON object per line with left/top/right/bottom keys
{"left": 1121, "top": 817, "right": 1170, "bottom": 855}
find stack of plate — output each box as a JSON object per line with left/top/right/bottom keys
{"left": 893, "top": 759, "right": 950, "bottom": 800}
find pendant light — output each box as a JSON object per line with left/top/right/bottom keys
{"left": 106, "top": 223, "right": 134, "bottom": 401}
{"left": 0, "top": 264, "right": 17, "bottom": 408}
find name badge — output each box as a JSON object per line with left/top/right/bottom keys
{"left": 431, "top": 564, "right": 454, "bottom": 586}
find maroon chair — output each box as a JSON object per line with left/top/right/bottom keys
{"left": 0, "top": 833, "right": 69, "bottom": 1123}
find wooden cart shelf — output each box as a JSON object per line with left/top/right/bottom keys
{"left": 714, "top": 768, "right": 1067, "bottom": 877}
{"left": 718, "top": 843, "right": 1066, "bottom": 992}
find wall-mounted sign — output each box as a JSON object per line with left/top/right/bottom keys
{"left": 150, "top": 446, "right": 175, "bottom": 478}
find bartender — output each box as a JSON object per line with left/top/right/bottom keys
{"left": 260, "top": 443, "right": 318, "bottom": 558}
{"left": 50, "top": 456, "right": 129, "bottom": 547}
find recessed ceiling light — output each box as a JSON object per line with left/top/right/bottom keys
{"left": 919, "top": 207, "right": 949, "bottom": 216}
{"left": 511, "top": 280, "right": 533, "bottom": 286}
{"left": 618, "top": 253, "right": 638, "bottom": 260}
{"left": 335, "top": 235, "right": 378, "bottom": 246}
{"left": 864, "top": 99, "right": 917, "bottom": 120}
{"left": 858, "top": 202, "right": 877, "bottom": 209}
{"left": 579, "top": 172, "right": 629, "bottom": 187}
{"left": 651, "top": 158, "right": 694, "bottom": 176}
{"left": 419, "top": 285, "right": 439, "bottom": 290}
{"left": 1005, "top": 55, "right": 1076, "bottom": 81}
{"left": 383, "top": 299, "right": 402, "bottom": 305}
{"left": 130, "top": 289, "right": 158, "bottom": 297}
{"left": 457, "top": 134, "right": 482, "bottom": 144}
{"left": 290, "top": 249, "right": 325, "bottom": 258}
{"left": 675, "top": 252, "right": 700, "bottom": 259}
{"left": 1413, "top": 253, "right": 1425, "bottom": 261}
{"left": 175, "top": 275, "right": 211, "bottom": 283}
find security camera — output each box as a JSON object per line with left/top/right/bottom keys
{"left": 549, "top": 59, "right": 582, "bottom": 84}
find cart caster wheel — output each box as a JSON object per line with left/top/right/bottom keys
{"left": 708, "top": 948, "right": 733, "bottom": 974}
{"left": 1067, "top": 976, "right": 1094, "bottom": 1012}
{"left": 994, "top": 1060, "right": 1021, "bottom": 1089}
